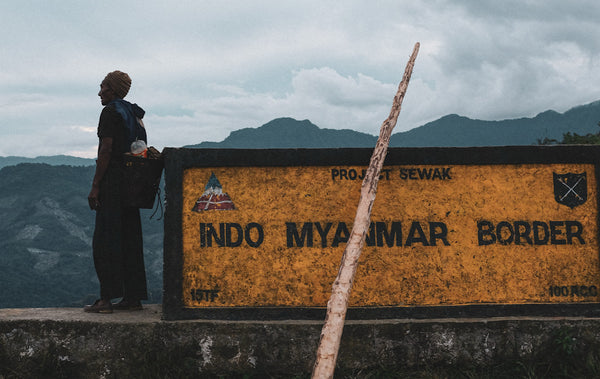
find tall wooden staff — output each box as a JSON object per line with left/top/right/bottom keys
{"left": 312, "top": 42, "right": 420, "bottom": 379}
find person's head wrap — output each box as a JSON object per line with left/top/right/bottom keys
{"left": 103, "top": 70, "right": 131, "bottom": 99}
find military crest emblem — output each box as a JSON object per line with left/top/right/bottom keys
{"left": 553, "top": 172, "right": 587, "bottom": 208}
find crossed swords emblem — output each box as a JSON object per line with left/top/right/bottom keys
{"left": 553, "top": 172, "right": 587, "bottom": 208}
{"left": 557, "top": 176, "right": 584, "bottom": 201}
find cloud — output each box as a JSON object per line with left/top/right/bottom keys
{"left": 1, "top": 1, "right": 600, "bottom": 157}
{"left": 147, "top": 68, "right": 400, "bottom": 150}
{"left": 400, "top": 0, "right": 600, "bottom": 122}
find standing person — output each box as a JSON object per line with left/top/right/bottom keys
{"left": 85, "top": 70, "right": 148, "bottom": 313}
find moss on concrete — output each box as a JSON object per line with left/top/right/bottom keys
{"left": 2, "top": 306, "right": 600, "bottom": 378}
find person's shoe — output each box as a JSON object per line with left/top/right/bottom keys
{"left": 112, "top": 299, "right": 143, "bottom": 311}
{"left": 84, "top": 299, "right": 113, "bottom": 313}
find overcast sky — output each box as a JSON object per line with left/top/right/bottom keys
{"left": 1, "top": 1, "right": 599, "bottom": 158}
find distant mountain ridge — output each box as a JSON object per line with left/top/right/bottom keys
{"left": 188, "top": 100, "right": 600, "bottom": 149}
{"left": 390, "top": 101, "right": 600, "bottom": 147}
{"left": 3, "top": 100, "right": 600, "bottom": 168}
{"left": 0, "top": 155, "right": 95, "bottom": 169}
{"left": 0, "top": 163, "right": 163, "bottom": 308}
{"left": 191, "top": 118, "right": 377, "bottom": 148}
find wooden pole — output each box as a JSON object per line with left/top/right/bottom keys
{"left": 311, "top": 42, "right": 420, "bottom": 379}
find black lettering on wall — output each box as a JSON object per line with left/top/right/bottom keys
{"left": 399, "top": 167, "right": 452, "bottom": 180}
{"left": 477, "top": 221, "right": 496, "bottom": 246}
{"left": 332, "top": 222, "right": 350, "bottom": 247}
{"left": 533, "top": 221, "right": 549, "bottom": 245}
{"left": 200, "top": 223, "right": 225, "bottom": 247}
{"left": 380, "top": 169, "right": 391, "bottom": 180}
{"left": 200, "top": 222, "right": 264, "bottom": 248}
{"left": 478, "top": 220, "right": 585, "bottom": 246}
{"left": 496, "top": 221, "right": 514, "bottom": 245}
{"left": 514, "top": 221, "right": 532, "bottom": 245}
{"left": 550, "top": 221, "right": 566, "bottom": 245}
{"left": 191, "top": 288, "right": 220, "bottom": 302}
{"left": 286, "top": 222, "right": 313, "bottom": 247}
{"left": 289, "top": 220, "right": 451, "bottom": 248}
{"left": 374, "top": 221, "right": 403, "bottom": 247}
{"left": 331, "top": 169, "right": 339, "bottom": 181}
{"left": 566, "top": 221, "right": 585, "bottom": 244}
{"left": 429, "top": 222, "right": 450, "bottom": 246}
{"left": 332, "top": 168, "right": 383, "bottom": 181}
{"left": 226, "top": 223, "right": 243, "bottom": 247}
{"left": 245, "top": 223, "right": 264, "bottom": 247}
{"left": 405, "top": 222, "right": 429, "bottom": 246}
{"left": 549, "top": 285, "right": 598, "bottom": 297}
{"left": 315, "top": 222, "right": 333, "bottom": 248}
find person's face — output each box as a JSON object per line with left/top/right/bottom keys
{"left": 98, "top": 81, "right": 116, "bottom": 105}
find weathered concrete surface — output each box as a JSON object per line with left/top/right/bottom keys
{"left": 2, "top": 305, "right": 600, "bottom": 377}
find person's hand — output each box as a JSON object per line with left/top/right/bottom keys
{"left": 88, "top": 186, "right": 100, "bottom": 210}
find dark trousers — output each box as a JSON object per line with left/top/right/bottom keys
{"left": 93, "top": 205, "right": 148, "bottom": 301}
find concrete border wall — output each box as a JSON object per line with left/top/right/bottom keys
{"left": 163, "top": 146, "right": 600, "bottom": 321}
{"left": 2, "top": 306, "right": 600, "bottom": 377}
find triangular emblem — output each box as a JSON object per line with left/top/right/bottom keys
{"left": 553, "top": 172, "right": 587, "bottom": 208}
{"left": 192, "top": 173, "right": 236, "bottom": 212}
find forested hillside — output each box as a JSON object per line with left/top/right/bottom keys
{"left": 0, "top": 164, "right": 163, "bottom": 307}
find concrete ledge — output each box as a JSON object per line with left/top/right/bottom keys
{"left": 2, "top": 306, "right": 600, "bottom": 377}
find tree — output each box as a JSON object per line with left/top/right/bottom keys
{"left": 539, "top": 121, "right": 600, "bottom": 145}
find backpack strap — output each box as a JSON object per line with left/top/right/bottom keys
{"left": 109, "top": 99, "right": 147, "bottom": 146}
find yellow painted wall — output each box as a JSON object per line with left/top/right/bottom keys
{"left": 181, "top": 164, "right": 599, "bottom": 307}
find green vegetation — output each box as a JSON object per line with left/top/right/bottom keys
{"left": 539, "top": 121, "right": 600, "bottom": 145}
{"left": 539, "top": 132, "right": 600, "bottom": 145}
{"left": 0, "top": 163, "right": 164, "bottom": 308}
{"left": 561, "top": 131, "right": 600, "bottom": 145}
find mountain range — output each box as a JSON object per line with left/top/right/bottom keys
{"left": 1, "top": 100, "right": 599, "bottom": 308}
{"left": 0, "top": 155, "right": 95, "bottom": 170}
{"left": 0, "top": 164, "right": 164, "bottom": 308}
{"left": 187, "top": 100, "right": 600, "bottom": 149}
{"left": 3, "top": 99, "right": 599, "bottom": 169}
